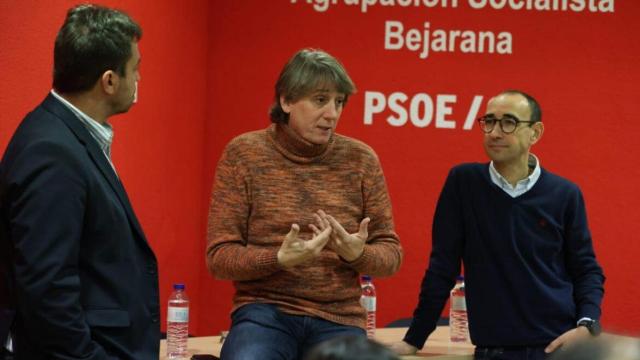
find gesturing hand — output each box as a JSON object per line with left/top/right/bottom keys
{"left": 544, "top": 326, "right": 591, "bottom": 354}
{"left": 389, "top": 341, "right": 419, "bottom": 356}
{"left": 311, "top": 210, "right": 369, "bottom": 262}
{"left": 277, "top": 223, "right": 332, "bottom": 268}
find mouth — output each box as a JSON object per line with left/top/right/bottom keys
{"left": 487, "top": 144, "right": 508, "bottom": 150}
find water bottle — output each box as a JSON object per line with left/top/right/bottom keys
{"left": 449, "top": 276, "right": 469, "bottom": 342}
{"left": 167, "top": 283, "right": 189, "bottom": 358}
{"left": 360, "top": 275, "right": 376, "bottom": 338}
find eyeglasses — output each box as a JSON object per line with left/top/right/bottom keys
{"left": 477, "top": 114, "right": 535, "bottom": 134}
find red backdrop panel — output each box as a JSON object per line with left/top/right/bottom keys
{"left": 2, "top": 0, "right": 639, "bottom": 338}
{"left": 199, "top": 0, "right": 640, "bottom": 337}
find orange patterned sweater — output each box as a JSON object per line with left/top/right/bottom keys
{"left": 206, "top": 123, "right": 402, "bottom": 329}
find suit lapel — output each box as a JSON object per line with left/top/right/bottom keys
{"left": 41, "top": 94, "right": 150, "bottom": 248}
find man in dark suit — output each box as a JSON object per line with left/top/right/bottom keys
{"left": 0, "top": 4, "right": 160, "bottom": 359}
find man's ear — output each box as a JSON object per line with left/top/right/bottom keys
{"left": 101, "top": 70, "right": 119, "bottom": 95}
{"left": 280, "top": 96, "right": 291, "bottom": 113}
{"left": 530, "top": 122, "right": 544, "bottom": 144}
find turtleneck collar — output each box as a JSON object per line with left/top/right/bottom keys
{"left": 268, "top": 123, "right": 334, "bottom": 163}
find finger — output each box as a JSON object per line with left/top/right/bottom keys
{"left": 315, "top": 210, "right": 332, "bottom": 230}
{"left": 320, "top": 213, "right": 331, "bottom": 228}
{"left": 309, "top": 224, "right": 321, "bottom": 236}
{"left": 308, "top": 226, "right": 332, "bottom": 249}
{"left": 283, "top": 224, "right": 300, "bottom": 245}
{"left": 313, "top": 213, "right": 327, "bottom": 230}
{"left": 319, "top": 225, "right": 333, "bottom": 239}
{"left": 358, "top": 217, "right": 370, "bottom": 239}
{"left": 545, "top": 338, "right": 562, "bottom": 353}
{"left": 326, "top": 215, "right": 349, "bottom": 238}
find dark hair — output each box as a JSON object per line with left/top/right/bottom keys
{"left": 500, "top": 89, "right": 542, "bottom": 122}
{"left": 269, "top": 48, "right": 356, "bottom": 124}
{"left": 304, "top": 335, "right": 400, "bottom": 360}
{"left": 53, "top": 4, "right": 142, "bottom": 93}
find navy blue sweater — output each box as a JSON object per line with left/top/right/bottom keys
{"left": 404, "top": 163, "right": 605, "bottom": 348}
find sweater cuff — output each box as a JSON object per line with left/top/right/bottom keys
{"left": 577, "top": 304, "right": 601, "bottom": 322}
{"left": 344, "top": 246, "right": 374, "bottom": 271}
{"left": 256, "top": 249, "right": 282, "bottom": 272}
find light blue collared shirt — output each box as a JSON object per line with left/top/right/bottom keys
{"left": 50, "top": 90, "right": 116, "bottom": 173}
{"left": 488, "top": 154, "right": 541, "bottom": 198}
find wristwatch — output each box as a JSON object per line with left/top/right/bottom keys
{"left": 577, "top": 319, "right": 602, "bottom": 336}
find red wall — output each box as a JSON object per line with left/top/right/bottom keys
{"left": 2, "top": 1, "right": 639, "bottom": 338}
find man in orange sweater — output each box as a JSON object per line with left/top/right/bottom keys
{"left": 207, "top": 48, "right": 402, "bottom": 359}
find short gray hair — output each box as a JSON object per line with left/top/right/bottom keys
{"left": 269, "top": 49, "right": 356, "bottom": 124}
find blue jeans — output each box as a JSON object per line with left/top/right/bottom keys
{"left": 220, "top": 303, "right": 365, "bottom": 360}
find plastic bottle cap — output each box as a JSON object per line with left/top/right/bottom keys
{"left": 173, "top": 283, "right": 185, "bottom": 290}
{"left": 361, "top": 275, "right": 372, "bottom": 281}
{"left": 456, "top": 275, "right": 464, "bottom": 281}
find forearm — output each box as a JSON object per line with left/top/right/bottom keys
{"left": 15, "top": 276, "right": 108, "bottom": 359}
{"left": 403, "top": 268, "right": 453, "bottom": 349}
{"left": 357, "top": 154, "right": 402, "bottom": 276}
{"left": 572, "top": 264, "right": 605, "bottom": 319}
{"left": 206, "top": 241, "right": 282, "bottom": 281}
{"left": 565, "top": 194, "right": 605, "bottom": 319}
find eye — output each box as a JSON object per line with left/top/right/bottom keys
{"left": 502, "top": 117, "right": 517, "bottom": 127}
{"left": 313, "top": 96, "right": 327, "bottom": 105}
{"left": 335, "top": 98, "right": 346, "bottom": 107}
{"left": 483, "top": 117, "right": 496, "bottom": 125}
{"left": 502, "top": 118, "right": 517, "bottom": 126}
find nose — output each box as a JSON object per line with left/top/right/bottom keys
{"left": 324, "top": 101, "right": 340, "bottom": 120}
{"left": 488, "top": 122, "right": 502, "bottom": 138}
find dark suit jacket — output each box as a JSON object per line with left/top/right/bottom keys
{"left": 0, "top": 94, "right": 160, "bottom": 359}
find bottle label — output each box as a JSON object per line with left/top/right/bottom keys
{"left": 168, "top": 307, "right": 189, "bottom": 323}
{"left": 451, "top": 296, "right": 466, "bottom": 311}
{"left": 361, "top": 296, "right": 376, "bottom": 311}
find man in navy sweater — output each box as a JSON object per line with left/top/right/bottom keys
{"left": 391, "top": 90, "right": 605, "bottom": 359}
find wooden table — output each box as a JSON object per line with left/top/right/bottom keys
{"left": 159, "top": 326, "right": 475, "bottom": 359}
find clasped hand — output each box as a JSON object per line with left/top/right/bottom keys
{"left": 277, "top": 210, "right": 370, "bottom": 268}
